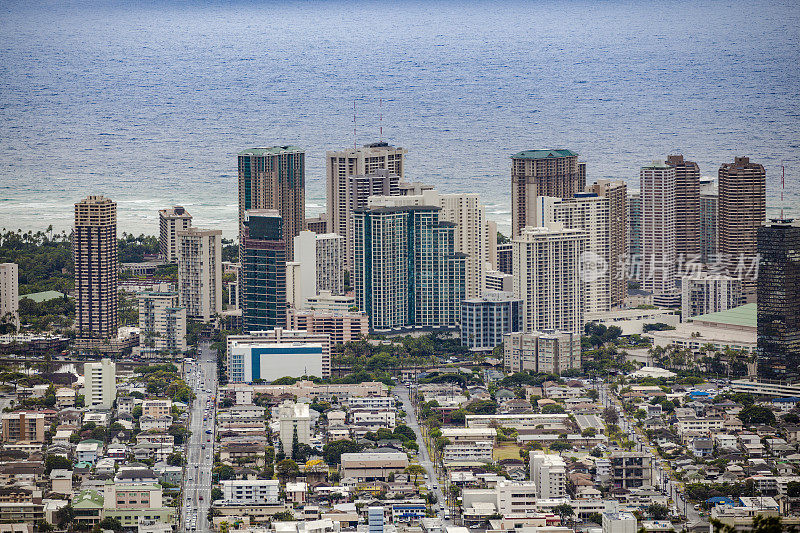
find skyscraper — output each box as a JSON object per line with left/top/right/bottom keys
{"left": 640, "top": 162, "right": 676, "bottom": 296}
{"left": 158, "top": 206, "right": 192, "bottom": 263}
{"left": 326, "top": 142, "right": 406, "bottom": 238}
{"left": 0, "top": 263, "right": 18, "bottom": 329}
{"left": 353, "top": 205, "right": 465, "bottom": 332}
{"left": 74, "top": 196, "right": 118, "bottom": 339}
{"left": 700, "top": 177, "right": 718, "bottom": 263}
{"left": 368, "top": 190, "right": 486, "bottom": 299}
{"left": 757, "top": 220, "right": 800, "bottom": 382}
{"left": 627, "top": 191, "right": 642, "bottom": 262}
{"left": 84, "top": 358, "right": 116, "bottom": 410}
{"left": 241, "top": 210, "right": 286, "bottom": 332}
{"left": 238, "top": 146, "right": 305, "bottom": 259}
{"left": 286, "top": 230, "right": 344, "bottom": 309}
{"left": 345, "top": 170, "right": 400, "bottom": 268}
{"left": 537, "top": 194, "right": 611, "bottom": 313}
{"left": 512, "top": 223, "right": 587, "bottom": 334}
{"left": 511, "top": 149, "right": 583, "bottom": 237}
{"left": 666, "top": 155, "right": 701, "bottom": 259}
{"left": 178, "top": 227, "right": 222, "bottom": 322}
{"left": 719, "top": 156, "right": 766, "bottom": 301}
{"left": 587, "top": 179, "right": 628, "bottom": 306}
{"left": 680, "top": 273, "right": 742, "bottom": 322}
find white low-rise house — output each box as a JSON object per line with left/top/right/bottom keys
{"left": 83, "top": 412, "right": 110, "bottom": 426}
{"left": 75, "top": 441, "right": 102, "bottom": 463}
{"left": 56, "top": 388, "right": 76, "bottom": 408}
{"left": 139, "top": 415, "right": 173, "bottom": 432}
{"left": 347, "top": 396, "right": 395, "bottom": 410}
{"left": 466, "top": 413, "right": 569, "bottom": 431}
{"left": 286, "top": 481, "right": 308, "bottom": 505}
{"left": 444, "top": 440, "right": 493, "bottom": 463}
{"left": 221, "top": 479, "right": 280, "bottom": 505}
{"left": 676, "top": 416, "right": 724, "bottom": 436}
{"left": 714, "top": 433, "right": 738, "bottom": 451}
{"left": 441, "top": 428, "right": 497, "bottom": 443}
{"left": 350, "top": 409, "right": 396, "bottom": 428}
{"left": 95, "top": 457, "right": 116, "bottom": 475}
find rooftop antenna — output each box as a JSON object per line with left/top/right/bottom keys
{"left": 379, "top": 97, "right": 383, "bottom": 142}
{"left": 353, "top": 100, "right": 357, "bottom": 150}
{"left": 781, "top": 162, "right": 785, "bottom": 220}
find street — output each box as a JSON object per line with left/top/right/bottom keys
{"left": 181, "top": 342, "right": 218, "bottom": 532}
{"left": 395, "top": 385, "right": 449, "bottom": 523}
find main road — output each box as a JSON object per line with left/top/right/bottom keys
{"left": 181, "top": 342, "right": 218, "bottom": 532}
{"left": 395, "top": 385, "right": 449, "bottom": 522}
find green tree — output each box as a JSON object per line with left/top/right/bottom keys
{"left": 45, "top": 455, "right": 72, "bottom": 474}
{"left": 97, "top": 517, "right": 123, "bottom": 532}
{"left": 647, "top": 503, "right": 669, "bottom": 520}
{"left": 272, "top": 511, "right": 294, "bottom": 522}
{"left": 322, "top": 439, "right": 363, "bottom": 465}
{"left": 276, "top": 459, "right": 300, "bottom": 481}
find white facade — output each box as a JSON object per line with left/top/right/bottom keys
{"left": 536, "top": 195, "right": 611, "bottom": 313}
{"left": 368, "top": 190, "right": 486, "bottom": 299}
{"left": 512, "top": 224, "right": 587, "bottom": 334}
{"left": 350, "top": 409, "right": 396, "bottom": 428}
{"left": 227, "top": 328, "right": 331, "bottom": 383}
{"left": 484, "top": 269, "right": 513, "bottom": 293}
{"left": 84, "top": 358, "right": 116, "bottom": 410}
{"left": 640, "top": 162, "right": 676, "bottom": 296}
{"left": 681, "top": 273, "right": 742, "bottom": 321}
{"left": 0, "top": 263, "right": 18, "bottom": 328}
{"left": 530, "top": 451, "right": 567, "bottom": 499}
{"left": 278, "top": 401, "right": 311, "bottom": 454}
{"left": 602, "top": 512, "right": 637, "bottom": 533}
{"left": 288, "top": 231, "right": 345, "bottom": 309}
{"left": 347, "top": 396, "right": 395, "bottom": 410}
{"left": 138, "top": 292, "right": 187, "bottom": 357}
{"left": 221, "top": 479, "right": 280, "bottom": 504}
{"left": 306, "top": 291, "right": 357, "bottom": 313}
{"left": 443, "top": 440, "right": 493, "bottom": 463}
{"left": 504, "top": 330, "right": 581, "bottom": 375}
{"left": 177, "top": 227, "right": 222, "bottom": 322}
{"left": 158, "top": 206, "right": 192, "bottom": 262}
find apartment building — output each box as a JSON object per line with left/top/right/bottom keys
{"left": 443, "top": 440, "right": 493, "bottom": 463}
{"left": 587, "top": 179, "right": 627, "bottom": 306}
{"left": 74, "top": 196, "right": 118, "bottom": 339}
{"left": 278, "top": 401, "right": 311, "bottom": 453}
{"left": 347, "top": 396, "right": 395, "bottom": 410}
{"left": 84, "top": 358, "right": 116, "bottom": 410}
{"left": 0, "top": 263, "right": 18, "bottom": 328}
{"left": 666, "top": 155, "right": 701, "bottom": 259}
{"left": 700, "top": 177, "right": 718, "bottom": 263}
{"left": 530, "top": 451, "right": 567, "bottom": 499}
{"left": 484, "top": 269, "right": 513, "bottom": 293}
{"left": 609, "top": 452, "right": 653, "bottom": 489}
{"left": 503, "top": 330, "right": 581, "bottom": 374}
{"left": 142, "top": 400, "right": 172, "bottom": 418}
{"left": 512, "top": 223, "right": 586, "bottom": 334}
{"left": 465, "top": 413, "right": 569, "bottom": 431}
{"left": 101, "top": 481, "right": 176, "bottom": 528}
{"left": 681, "top": 273, "right": 742, "bottom": 321}
{"left": 241, "top": 210, "right": 286, "bottom": 332}
{"left": 138, "top": 291, "right": 186, "bottom": 357}
{"left": 158, "top": 206, "right": 192, "bottom": 262}
{"left": 286, "top": 308, "right": 368, "bottom": 345}
{"left": 0, "top": 412, "right": 45, "bottom": 443}
{"left": 287, "top": 230, "right": 344, "bottom": 309}
{"left": 461, "top": 291, "right": 522, "bottom": 352}
{"left": 222, "top": 479, "right": 280, "bottom": 505}
{"left": 178, "top": 227, "right": 222, "bottom": 322}
{"left": 640, "top": 162, "right": 676, "bottom": 296}
{"left": 344, "top": 170, "right": 401, "bottom": 268}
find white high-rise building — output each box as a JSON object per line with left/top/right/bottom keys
{"left": 681, "top": 273, "right": 742, "bottom": 321}
{"left": 503, "top": 330, "right": 581, "bottom": 374}
{"left": 158, "top": 206, "right": 192, "bottom": 263}
{"left": 536, "top": 194, "right": 611, "bottom": 313}
{"left": 177, "top": 228, "right": 222, "bottom": 322}
{"left": 287, "top": 231, "right": 344, "bottom": 309}
{"left": 369, "top": 190, "right": 486, "bottom": 299}
{"left": 0, "top": 263, "right": 18, "bottom": 328}
{"left": 326, "top": 142, "right": 406, "bottom": 239}
{"left": 278, "top": 401, "right": 311, "bottom": 454}
{"left": 530, "top": 451, "right": 567, "bottom": 499}
{"left": 512, "top": 223, "right": 587, "bottom": 334}
{"left": 138, "top": 292, "right": 187, "bottom": 357}
{"left": 84, "top": 358, "right": 116, "bottom": 410}
{"left": 640, "top": 162, "right": 677, "bottom": 296}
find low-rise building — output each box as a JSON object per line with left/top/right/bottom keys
{"left": 221, "top": 479, "right": 280, "bottom": 505}
{"left": 340, "top": 452, "right": 408, "bottom": 481}
{"left": 443, "top": 440, "right": 493, "bottom": 463}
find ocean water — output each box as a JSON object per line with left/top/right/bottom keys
{"left": 0, "top": 0, "right": 798, "bottom": 238}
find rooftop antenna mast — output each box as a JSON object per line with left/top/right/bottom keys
{"left": 781, "top": 162, "right": 785, "bottom": 220}
{"left": 379, "top": 97, "right": 383, "bottom": 142}
{"left": 353, "top": 100, "right": 357, "bottom": 150}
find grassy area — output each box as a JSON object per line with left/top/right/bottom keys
{"left": 493, "top": 444, "right": 522, "bottom": 461}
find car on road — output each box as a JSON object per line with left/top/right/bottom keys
{"left": 199, "top": 495, "right": 203, "bottom": 501}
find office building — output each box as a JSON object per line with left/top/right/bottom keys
{"left": 238, "top": 146, "right": 305, "bottom": 258}
{"left": 587, "top": 179, "right": 628, "bottom": 306}
{"left": 666, "top": 155, "right": 701, "bottom": 259}
{"left": 353, "top": 205, "right": 465, "bottom": 332}
{"left": 537, "top": 193, "right": 611, "bottom": 313}
{"left": 503, "top": 330, "right": 581, "bottom": 374}
{"left": 178, "top": 227, "right": 222, "bottom": 322}
{"left": 757, "top": 220, "right": 800, "bottom": 382}
{"left": 497, "top": 243, "right": 513, "bottom": 274}
{"left": 369, "top": 190, "right": 486, "bottom": 299}
{"left": 326, "top": 142, "right": 406, "bottom": 238}
{"left": 1, "top": 412, "right": 46, "bottom": 443}
{"left": 345, "top": 170, "right": 401, "bottom": 268}
{"left": 640, "top": 162, "right": 676, "bottom": 296}
{"left": 530, "top": 451, "right": 567, "bottom": 499}
{"left": 0, "top": 263, "right": 18, "bottom": 328}
{"left": 700, "top": 177, "right": 718, "bottom": 263}
{"left": 461, "top": 291, "right": 522, "bottom": 351}
{"left": 627, "top": 191, "right": 642, "bottom": 263}
{"left": 227, "top": 328, "right": 331, "bottom": 382}
{"left": 287, "top": 230, "right": 344, "bottom": 309}
{"left": 511, "top": 149, "right": 583, "bottom": 237}
{"left": 286, "top": 308, "right": 369, "bottom": 345}
{"left": 278, "top": 401, "right": 311, "bottom": 454}
{"left": 84, "top": 358, "right": 116, "bottom": 410}
{"left": 241, "top": 210, "right": 286, "bottom": 332}
{"left": 719, "top": 156, "right": 766, "bottom": 300}
{"left": 512, "top": 224, "right": 586, "bottom": 334}
{"left": 158, "top": 206, "right": 192, "bottom": 262}
{"left": 74, "top": 196, "right": 118, "bottom": 339}
{"left": 681, "top": 274, "right": 742, "bottom": 322}
{"left": 138, "top": 292, "right": 187, "bottom": 357}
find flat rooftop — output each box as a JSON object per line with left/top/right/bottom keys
{"left": 690, "top": 303, "right": 756, "bottom": 329}
{"left": 512, "top": 149, "right": 577, "bottom": 160}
